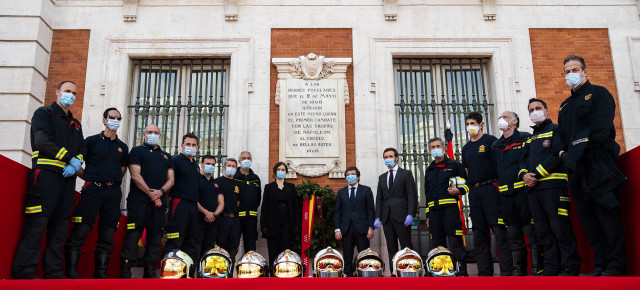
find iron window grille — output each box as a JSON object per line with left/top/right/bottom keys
{"left": 394, "top": 57, "right": 495, "bottom": 257}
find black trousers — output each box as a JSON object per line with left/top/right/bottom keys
{"left": 500, "top": 192, "right": 537, "bottom": 252}
{"left": 12, "top": 168, "right": 76, "bottom": 278}
{"left": 119, "top": 200, "right": 165, "bottom": 264}
{"left": 429, "top": 206, "right": 466, "bottom": 262}
{"left": 528, "top": 186, "right": 581, "bottom": 274}
{"left": 218, "top": 215, "right": 241, "bottom": 264}
{"left": 65, "top": 182, "right": 122, "bottom": 254}
{"left": 382, "top": 219, "right": 413, "bottom": 269}
{"left": 162, "top": 198, "right": 199, "bottom": 263}
{"left": 341, "top": 223, "right": 369, "bottom": 277}
{"left": 570, "top": 178, "right": 626, "bottom": 271}
{"left": 468, "top": 184, "right": 512, "bottom": 276}
{"left": 196, "top": 215, "right": 219, "bottom": 258}
{"left": 267, "top": 222, "right": 292, "bottom": 266}
{"left": 239, "top": 217, "right": 258, "bottom": 253}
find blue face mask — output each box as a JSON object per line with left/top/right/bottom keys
{"left": 225, "top": 166, "right": 237, "bottom": 177}
{"left": 59, "top": 92, "right": 75, "bottom": 107}
{"left": 241, "top": 160, "right": 252, "bottom": 169}
{"left": 184, "top": 146, "right": 197, "bottom": 157}
{"left": 276, "top": 171, "right": 286, "bottom": 180}
{"left": 384, "top": 158, "right": 396, "bottom": 168}
{"left": 107, "top": 119, "right": 120, "bottom": 131}
{"left": 146, "top": 134, "right": 159, "bottom": 146}
{"left": 203, "top": 164, "right": 215, "bottom": 175}
{"left": 431, "top": 148, "right": 444, "bottom": 159}
{"left": 565, "top": 73, "right": 583, "bottom": 89}
{"left": 346, "top": 174, "right": 357, "bottom": 185}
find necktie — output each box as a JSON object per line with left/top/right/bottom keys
{"left": 388, "top": 170, "right": 394, "bottom": 190}
{"left": 350, "top": 187, "right": 355, "bottom": 207}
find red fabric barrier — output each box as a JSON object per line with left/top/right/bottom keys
{"left": 0, "top": 154, "right": 128, "bottom": 279}
{"left": 2, "top": 145, "right": 639, "bottom": 279}
{"left": 1, "top": 277, "right": 640, "bottom": 290}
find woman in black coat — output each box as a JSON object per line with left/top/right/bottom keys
{"left": 260, "top": 162, "right": 301, "bottom": 265}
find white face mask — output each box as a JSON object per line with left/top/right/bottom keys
{"left": 565, "top": 73, "right": 583, "bottom": 89}
{"left": 498, "top": 118, "right": 510, "bottom": 131}
{"left": 529, "top": 110, "right": 546, "bottom": 124}
{"left": 184, "top": 146, "right": 197, "bottom": 157}
{"left": 107, "top": 119, "right": 120, "bottom": 131}
{"left": 467, "top": 125, "right": 480, "bottom": 136}
{"left": 146, "top": 133, "right": 159, "bottom": 146}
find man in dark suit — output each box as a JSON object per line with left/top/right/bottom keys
{"left": 374, "top": 147, "right": 418, "bottom": 271}
{"left": 334, "top": 166, "right": 375, "bottom": 277}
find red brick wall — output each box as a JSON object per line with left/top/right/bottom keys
{"left": 44, "top": 29, "right": 91, "bottom": 122}
{"left": 529, "top": 28, "right": 625, "bottom": 152}
{"left": 270, "top": 28, "right": 354, "bottom": 191}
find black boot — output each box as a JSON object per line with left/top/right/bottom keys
{"left": 530, "top": 247, "right": 544, "bottom": 276}
{"left": 65, "top": 248, "right": 82, "bottom": 279}
{"left": 143, "top": 263, "right": 158, "bottom": 278}
{"left": 94, "top": 252, "right": 110, "bottom": 279}
{"left": 511, "top": 250, "right": 528, "bottom": 276}
{"left": 457, "top": 261, "right": 469, "bottom": 277}
{"left": 120, "top": 259, "right": 132, "bottom": 279}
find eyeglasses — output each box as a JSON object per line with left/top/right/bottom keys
{"left": 107, "top": 115, "right": 122, "bottom": 121}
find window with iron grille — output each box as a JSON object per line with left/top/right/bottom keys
{"left": 394, "top": 57, "right": 495, "bottom": 255}
{"left": 128, "top": 59, "right": 229, "bottom": 175}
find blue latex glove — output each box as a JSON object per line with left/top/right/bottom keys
{"left": 373, "top": 218, "right": 381, "bottom": 229}
{"left": 69, "top": 157, "right": 83, "bottom": 171}
{"left": 404, "top": 215, "right": 413, "bottom": 227}
{"left": 62, "top": 164, "right": 76, "bottom": 178}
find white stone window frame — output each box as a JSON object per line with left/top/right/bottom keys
{"left": 100, "top": 37, "right": 253, "bottom": 209}
{"left": 369, "top": 37, "right": 518, "bottom": 165}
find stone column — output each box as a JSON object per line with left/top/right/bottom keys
{"left": 0, "top": 0, "right": 53, "bottom": 166}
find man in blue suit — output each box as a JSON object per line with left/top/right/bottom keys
{"left": 375, "top": 147, "right": 418, "bottom": 271}
{"left": 334, "top": 166, "right": 375, "bottom": 277}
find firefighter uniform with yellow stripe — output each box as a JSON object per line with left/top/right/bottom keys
{"left": 519, "top": 118, "right": 581, "bottom": 275}
{"left": 462, "top": 134, "right": 513, "bottom": 276}
{"left": 119, "top": 142, "right": 173, "bottom": 278}
{"left": 234, "top": 169, "right": 261, "bottom": 253}
{"left": 65, "top": 132, "right": 129, "bottom": 278}
{"left": 12, "top": 102, "right": 85, "bottom": 279}
{"left": 162, "top": 153, "right": 201, "bottom": 266}
{"left": 216, "top": 176, "right": 244, "bottom": 266}
{"left": 553, "top": 80, "right": 628, "bottom": 275}
{"left": 424, "top": 157, "right": 468, "bottom": 267}
{"left": 492, "top": 129, "right": 540, "bottom": 275}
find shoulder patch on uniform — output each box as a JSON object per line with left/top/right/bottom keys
{"left": 118, "top": 147, "right": 123, "bottom": 153}
{"left": 478, "top": 145, "right": 485, "bottom": 152}
{"left": 234, "top": 186, "right": 239, "bottom": 193}
{"left": 214, "top": 183, "right": 219, "bottom": 188}
{"left": 543, "top": 140, "right": 551, "bottom": 148}
{"left": 164, "top": 155, "right": 168, "bottom": 159}
{"left": 585, "top": 94, "right": 592, "bottom": 100}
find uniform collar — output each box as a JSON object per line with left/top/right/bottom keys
{"left": 100, "top": 131, "right": 120, "bottom": 142}
{"left": 429, "top": 157, "right": 450, "bottom": 169}
{"left": 571, "top": 80, "right": 592, "bottom": 97}
{"left": 142, "top": 142, "right": 162, "bottom": 151}
{"left": 51, "top": 102, "right": 73, "bottom": 118}
{"left": 531, "top": 118, "right": 553, "bottom": 130}
{"left": 235, "top": 168, "right": 258, "bottom": 179}
{"left": 178, "top": 153, "right": 196, "bottom": 163}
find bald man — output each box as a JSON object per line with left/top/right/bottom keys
{"left": 119, "top": 124, "right": 174, "bottom": 278}
{"left": 491, "top": 111, "right": 541, "bottom": 276}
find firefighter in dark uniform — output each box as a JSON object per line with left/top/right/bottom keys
{"left": 12, "top": 81, "right": 85, "bottom": 279}
{"left": 196, "top": 154, "right": 224, "bottom": 257}
{"left": 119, "top": 124, "right": 174, "bottom": 279}
{"left": 424, "top": 137, "right": 469, "bottom": 276}
{"left": 553, "top": 55, "right": 627, "bottom": 276}
{"left": 162, "top": 133, "right": 201, "bottom": 268}
{"left": 216, "top": 158, "right": 244, "bottom": 270}
{"left": 234, "top": 151, "right": 261, "bottom": 254}
{"left": 64, "top": 107, "right": 129, "bottom": 279}
{"left": 492, "top": 111, "right": 542, "bottom": 276}
{"left": 519, "top": 98, "right": 581, "bottom": 276}
{"left": 461, "top": 112, "right": 512, "bottom": 276}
